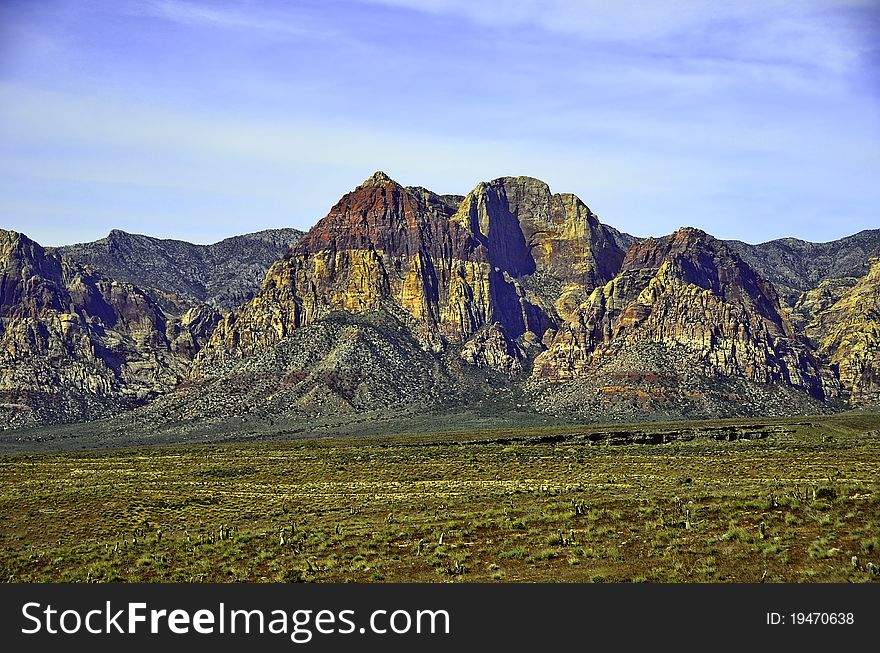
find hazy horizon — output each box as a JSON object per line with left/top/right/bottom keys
{"left": 2, "top": 0, "right": 878, "bottom": 247}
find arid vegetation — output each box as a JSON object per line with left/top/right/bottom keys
{"left": 2, "top": 412, "right": 879, "bottom": 583}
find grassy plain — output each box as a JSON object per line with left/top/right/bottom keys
{"left": 1, "top": 412, "right": 879, "bottom": 583}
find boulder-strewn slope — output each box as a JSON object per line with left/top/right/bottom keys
{"left": 124, "top": 309, "right": 497, "bottom": 434}
{"left": 59, "top": 228, "right": 304, "bottom": 314}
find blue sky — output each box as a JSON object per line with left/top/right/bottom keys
{"left": 1, "top": 0, "right": 878, "bottom": 246}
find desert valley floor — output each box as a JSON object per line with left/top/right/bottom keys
{"left": 2, "top": 411, "right": 879, "bottom": 583}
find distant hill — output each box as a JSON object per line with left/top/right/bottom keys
{"left": 58, "top": 228, "right": 304, "bottom": 314}
{"left": 726, "top": 230, "right": 880, "bottom": 306}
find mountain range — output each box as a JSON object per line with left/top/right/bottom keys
{"left": 1, "top": 172, "right": 877, "bottom": 435}
{"left": 57, "top": 228, "right": 304, "bottom": 314}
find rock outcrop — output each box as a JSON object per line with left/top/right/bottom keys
{"left": 791, "top": 277, "right": 860, "bottom": 345}
{"left": 451, "top": 176, "right": 631, "bottom": 322}
{"left": 0, "top": 229, "right": 212, "bottom": 427}
{"left": 460, "top": 322, "right": 526, "bottom": 375}
{"left": 804, "top": 258, "right": 880, "bottom": 405}
{"left": 196, "top": 173, "right": 629, "bottom": 374}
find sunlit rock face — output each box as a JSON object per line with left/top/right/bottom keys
{"left": 0, "top": 229, "right": 214, "bottom": 427}
{"left": 197, "top": 172, "right": 628, "bottom": 373}
{"left": 804, "top": 258, "right": 880, "bottom": 405}
{"left": 533, "top": 228, "right": 826, "bottom": 398}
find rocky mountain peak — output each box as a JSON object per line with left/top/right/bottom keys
{"left": 0, "top": 229, "right": 45, "bottom": 261}
{"left": 100, "top": 229, "right": 145, "bottom": 258}
{"left": 360, "top": 170, "right": 397, "bottom": 187}
{"left": 726, "top": 229, "right": 880, "bottom": 307}
{"left": 623, "top": 227, "right": 715, "bottom": 269}
{"left": 622, "top": 226, "right": 791, "bottom": 334}
{"left": 0, "top": 228, "right": 24, "bottom": 246}
{"left": 453, "top": 176, "right": 627, "bottom": 287}
{"left": 202, "top": 174, "right": 637, "bottom": 374}
{"left": 534, "top": 220, "right": 824, "bottom": 397}
{"left": 294, "top": 171, "right": 471, "bottom": 263}
{"left": 452, "top": 177, "right": 538, "bottom": 277}
{"left": 1, "top": 230, "right": 65, "bottom": 318}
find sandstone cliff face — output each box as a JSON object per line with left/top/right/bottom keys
{"left": 452, "top": 176, "right": 629, "bottom": 322}
{"left": 791, "top": 277, "right": 860, "bottom": 345}
{"left": 168, "top": 304, "right": 223, "bottom": 359}
{"left": 533, "top": 228, "right": 826, "bottom": 398}
{"left": 453, "top": 177, "right": 624, "bottom": 286}
{"left": 0, "top": 229, "right": 214, "bottom": 427}
{"left": 804, "top": 259, "right": 880, "bottom": 405}
{"left": 196, "top": 173, "right": 628, "bottom": 373}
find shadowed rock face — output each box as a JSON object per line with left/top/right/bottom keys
{"left": 197, "top": 173, "right": 628, "bottom": 373}
{"left": 0, "top": 232, "right": 65, "bottom": 319}
{"left": 453, "top": 177, "right": 626, "bottom": 286}
{"left": 0, "top": 229, "right": 217, "bottom": 427}
{"left": 533, "top": 228, "right": 827, "bottom": 398}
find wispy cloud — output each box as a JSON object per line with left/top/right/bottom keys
{"left": 2, "top": 79, "right": 876, "bottom": 246}
{"left": 131, "top": 0, "right": 321, "bottom": 38}
{"left": 0, "top": 1, "right": 877, "bottom": 245}
{"left": 359, "top": 0, "right": 874, "bottom": 77}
